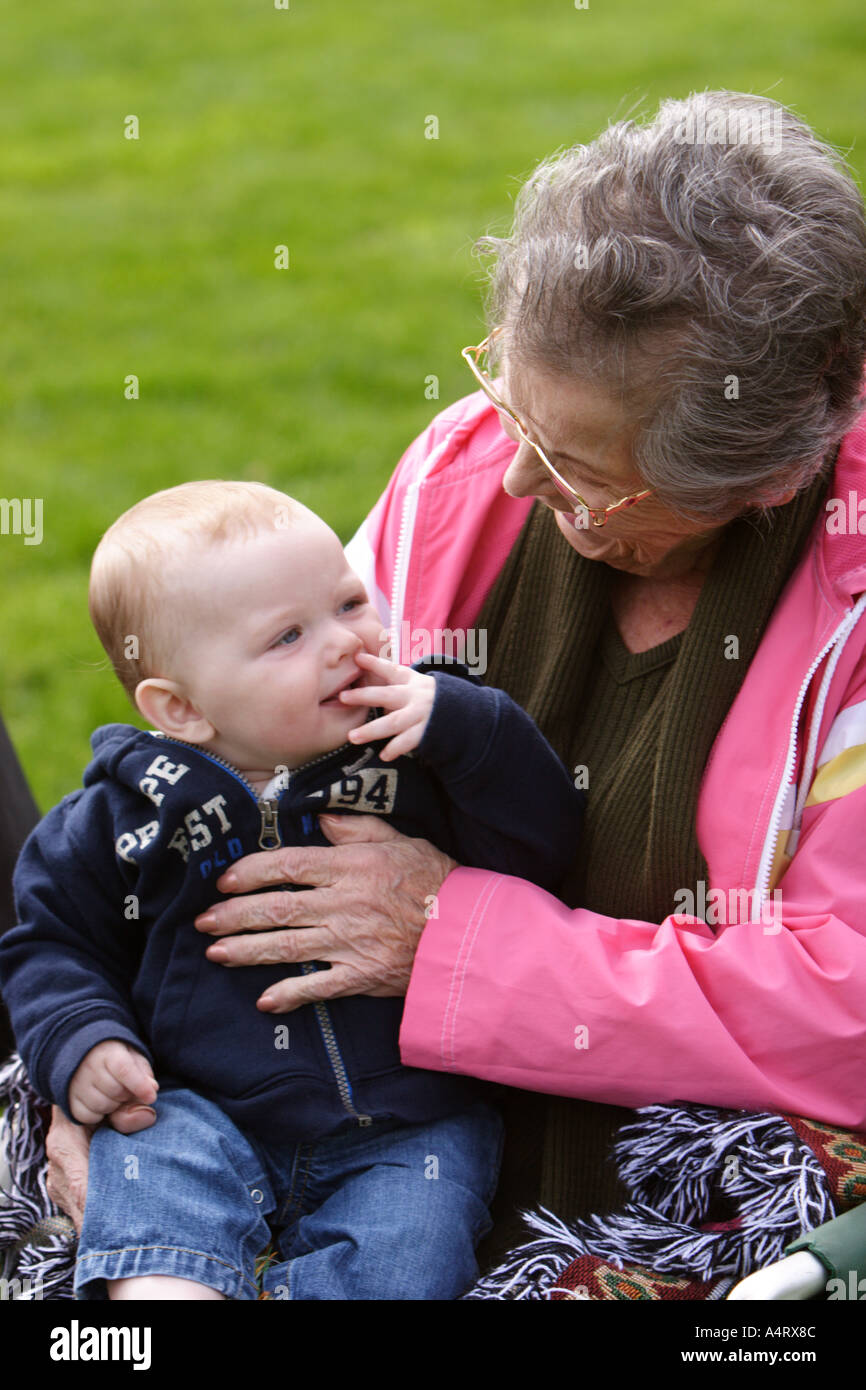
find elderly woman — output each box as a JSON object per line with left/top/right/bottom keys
{"left": 41, "top": 89, "right": 866, "bottom": 1288}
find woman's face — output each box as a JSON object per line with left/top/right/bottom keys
{"left": 497, "top": 359, "right": 727, "bottom": 581}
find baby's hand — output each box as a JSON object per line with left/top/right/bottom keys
{"left": 339, "top": 651, "right": 436, "bottom": 761}
{"left": 68, "top": 1040, "right": 159, "bottom": 1127}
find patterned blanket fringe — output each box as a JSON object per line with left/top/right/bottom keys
{"left": 464, "top": 1208, "right": 585, "bottom": 1300}
{"left": 0, "top": 1055, "right": 76, "bottom": 1299}
{"left": 464, "top": 1103, "right": 835, "bottom": 1300}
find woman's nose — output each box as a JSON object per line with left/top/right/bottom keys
{"left": 501, "top": 439, "right": 550, "bottom": 501}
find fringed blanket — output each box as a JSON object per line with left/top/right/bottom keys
{"left": 465, "top": 1106, "right": 866, "bottom": 1300}
{"left": 2, "top": 1054, "right": 864, "bottom": 1301}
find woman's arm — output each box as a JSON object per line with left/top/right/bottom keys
{"left": 196, "top": 749, "right": 866, "bottom": 1129}
{"left": 398, "top": 770, "right": 866, "bottom": 1129}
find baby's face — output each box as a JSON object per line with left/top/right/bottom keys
{"left": 167, "top": 513, "right": 385, "bottom": 776}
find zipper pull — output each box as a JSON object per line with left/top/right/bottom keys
{"left": 258, "top": 799, "right": 282, "bottom": 849}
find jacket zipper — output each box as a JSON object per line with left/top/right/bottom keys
{"left": 388, "top": 430, "right": 455, "bottom": 657}
{"left": 156, "top": 732, "right": 373, "bottom": 1127}
{"left": 256, "top": 812, "right": 373, "bottom": 1129}
{"left": 390, "top": 479, "right": 420, "bottom": 659}
{"left": 753, "top": 600, "right": 865, "bottom": 907}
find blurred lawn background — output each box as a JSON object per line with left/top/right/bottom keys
{"left": 1, "top": 0, "right": 864, "bottom": 808}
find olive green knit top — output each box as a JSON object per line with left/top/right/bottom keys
{"left": 562, "top": 622, "right": 684, "bottom": 913}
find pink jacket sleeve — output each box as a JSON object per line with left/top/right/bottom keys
{"left": 400, "top": 663, "right": 866, "bottom": 1131}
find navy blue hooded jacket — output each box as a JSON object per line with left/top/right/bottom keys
{"left": 0, "top": 660, "right": 585, "bottom": 1144}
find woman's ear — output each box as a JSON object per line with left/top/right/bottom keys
{"left": 134, "top": 678, "right": 216, "bottom": 743}
{"left": 748, "top": 487, "right": 797, "bottom": 515}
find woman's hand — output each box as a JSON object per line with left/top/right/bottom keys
{"left": 45, "top": 1108, "right": 91, "bottom": 1233}
{"left": 193, "top": 814, "right": 458, "bottom": 1012}
{"left": 44, "top": 1099, "right": 159, "bottom": 1235}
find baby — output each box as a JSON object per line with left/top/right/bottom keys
{"left": 0, "top": 480, "right": 585, "bottom": 1301}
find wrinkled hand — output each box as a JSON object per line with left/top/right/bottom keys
{"left": 45, "top": 1107, "right": 91, "bottom": 1233}
{"left": 194, "top": 814, "right": 457, "bottom": 1012}
{"left": 45, "top": 1093, "right": 159, "bottom": 1236}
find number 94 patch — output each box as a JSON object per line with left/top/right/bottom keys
{"left": 306, "top": 768, "right": 398, "bottom": 816}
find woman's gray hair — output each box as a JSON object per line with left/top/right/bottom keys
{"left": 476, "top": 90, "right": 866, "bottom": 522}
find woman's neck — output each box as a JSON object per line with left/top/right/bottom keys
{"left": 610, "top": 549, "right": 719, "bottom": 654}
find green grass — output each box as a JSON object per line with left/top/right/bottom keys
{"left": 2, "top": 0, "right": 865, "bottom": 808}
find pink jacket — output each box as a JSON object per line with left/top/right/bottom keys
{"left": 345, "top": 390, "right": 866, "bottom": 1127}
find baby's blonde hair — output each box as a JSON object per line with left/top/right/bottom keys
{"left": 89, "top": 480, "right": 313, "bottom": 706}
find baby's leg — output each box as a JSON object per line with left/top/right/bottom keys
{"left": 265, "top": 1100, "right": 504, "bottom": 1300}
{"left": 108, "top": 1275, "right": 226, "bottom": 1300}
{"left": 75, "top": 1088, "right": 274, "bottom": 1302}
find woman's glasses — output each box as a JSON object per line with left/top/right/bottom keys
{"left": 461, "top": 327, "right": 654, "bottom": 528}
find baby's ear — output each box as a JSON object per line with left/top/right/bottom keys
{"left": 135, "top": 678, "right": 215, "bottom": 743}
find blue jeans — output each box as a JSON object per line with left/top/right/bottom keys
{"left": 74, "top": 1089, "right": 503, "bottom": 1301}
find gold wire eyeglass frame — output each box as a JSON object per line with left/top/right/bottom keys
{"left": 461, "top": 326, "right": 654, "bottom": 528}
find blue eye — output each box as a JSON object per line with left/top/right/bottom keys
{"left": 341, "top": 598, "right": 362, "bottom": 613}
{"left": 276, "top": 628, "right": 301, "bottom": 647}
